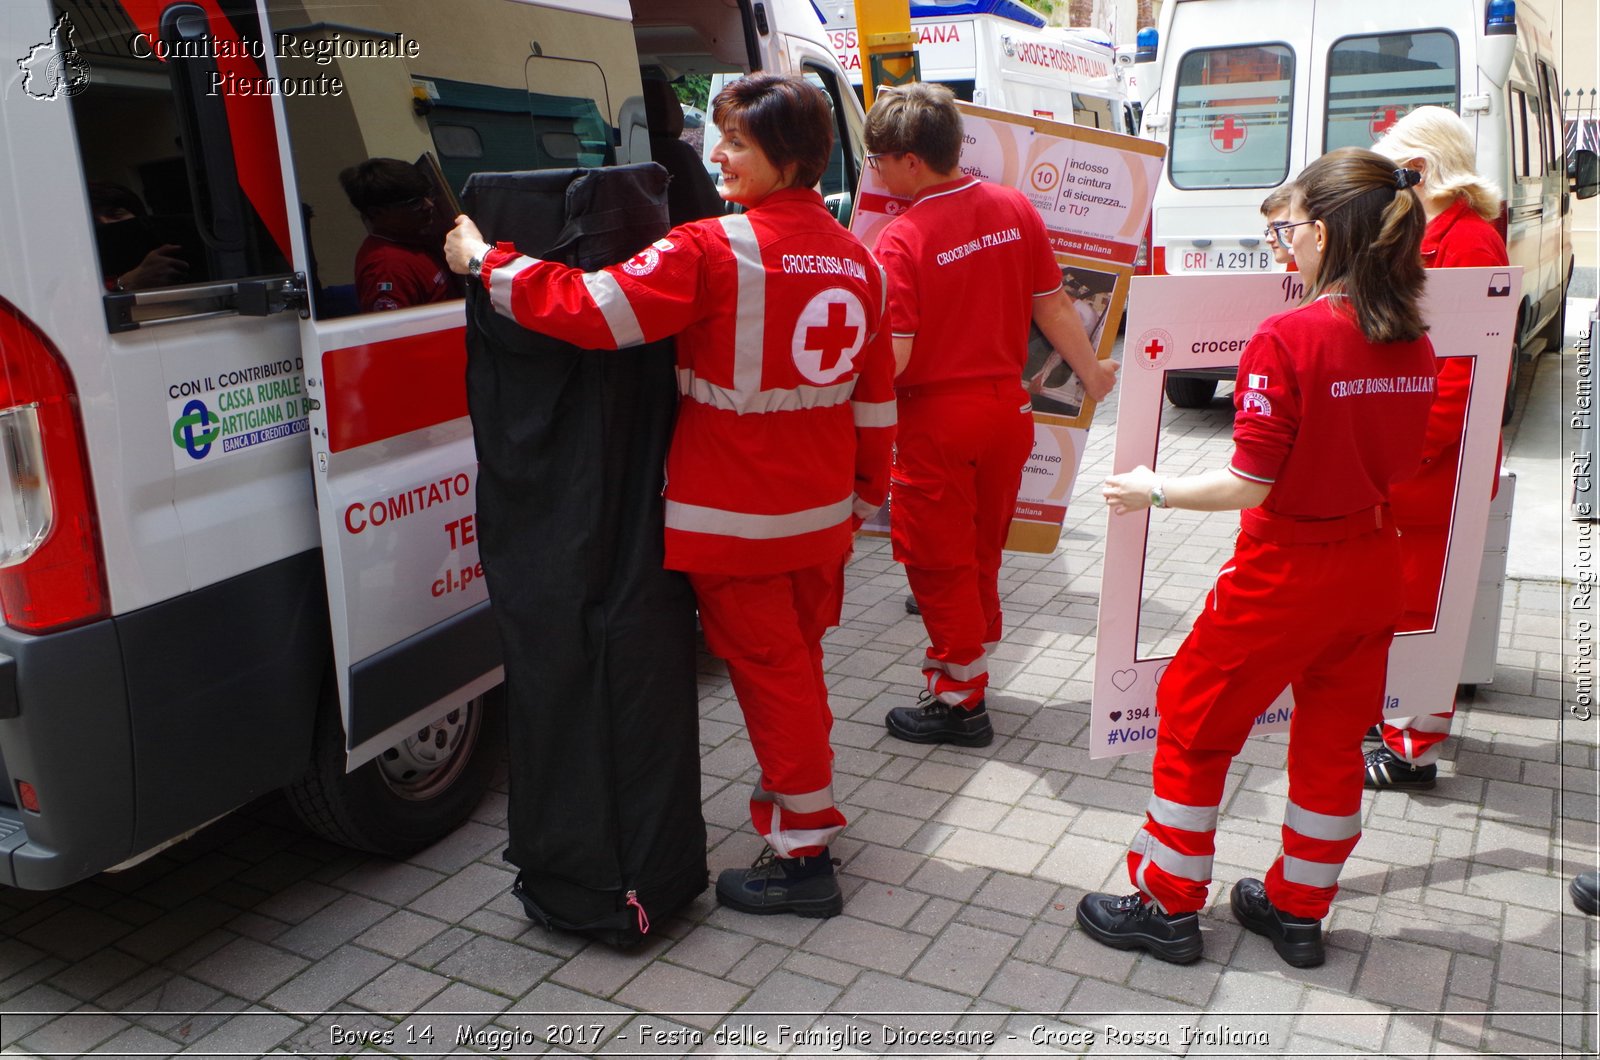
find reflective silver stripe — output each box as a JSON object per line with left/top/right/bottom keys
{"left": 1147, "top": 795, "right": 1219, "bottom": 834}
{"left": 719, "top": 214, "right": 766, "bottom": 397}
{"left": 852, "top": 399, "right": 896, "bottom": 428}
{"left": 1130, "top": 829, "right": 1212, "bottom": 883}
{"left": 676, "top": 369, "right": 856, "bottom": 415}
{"left": 1284, "top": 802, "right": 1362, "bottom": 842}
{"left": 665, "top": 496, "right": 852, "bottom": 540}
{"left": 920, "top": 652, "right": 987, "bottom": 681}
{"left": 489, "top": 254, "right": 542, "bottom": 317}
{"left": 1280, "top": 854, "right": 1344, "bottom": 889}
{"left": 581, "top": 270, "right": 646, "bottom": 348}
{"left": 751, "top": 782, "right": 835, "bottom": 815}
{"left": 852, "top": 495, "right": 879, "bottom": 519}
{"left": 764, "top": 824, "right": 843, "bottom": 859}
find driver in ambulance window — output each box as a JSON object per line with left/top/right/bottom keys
{"left": 339, "top": 158, "right": 462, "bottom": 313}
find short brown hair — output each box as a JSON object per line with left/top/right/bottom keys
{"left": 1259, "top": 184, "right": 1293, "bottom": 217}
{"left": 864, "top": 83, "right": 963, "bottom": 174}
{"left": 710, "top": 75, "right": 834, "bottom": 191}
{"left": 1295, "top": 147, "right": 1428, "bottom": 344}
{"left": 338, "top": 158, "right": 428, "bottom": 217}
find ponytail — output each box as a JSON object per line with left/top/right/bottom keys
{"left": 1295, "top": 147, "right": 1428, "bottom": 344}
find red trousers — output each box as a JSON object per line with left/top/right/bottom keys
{"left": 1129, "top": 520, "right": 1402, "bottom": 919}
{"left": 690, "top": 557, "right": 848, "bottom": 858}
{"left": 1383, "top": 524, "right": 1455, "bottom": 764}
{"left": 891, "top": 381, "right": 1034, "bottom": 706}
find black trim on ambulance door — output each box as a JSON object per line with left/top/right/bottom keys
{"left": 346, "top": 600, "right": 502, "bottom": 751}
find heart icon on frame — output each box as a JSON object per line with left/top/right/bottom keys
{"left": 1111, "top": 669, "right": 1137, "bottom": 692}
{"left": 1109, "top": 711, "right": 1123, "bottom": 721}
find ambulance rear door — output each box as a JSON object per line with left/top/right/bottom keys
{"left": 255, "top": 0, "right": 640, "bottom": 766}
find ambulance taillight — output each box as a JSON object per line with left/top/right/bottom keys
{"left": 0, "top": 301, "right": 108, "bottom": 633}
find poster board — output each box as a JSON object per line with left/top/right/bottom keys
{"left": 1090, "top": 267, "right": 1521, "bottom": 757}
{"left": 852, "top": 102, "right": 1164, "bottom": 552}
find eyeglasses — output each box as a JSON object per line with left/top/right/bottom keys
{"left": 384, "top": 194, "right": 432, "bottom": 212}
{"left": 1266, "top": 219, "right": 1317, "bottom": 242}
{"left": 865, "top": 152, "right": 904, "bottom": 171}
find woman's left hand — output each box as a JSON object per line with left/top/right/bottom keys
{"left": 1103, "top": 465, "right": 1160, "bottom": 516}
{"left": 444, "top": 215, "right": 488, "bottom": 276}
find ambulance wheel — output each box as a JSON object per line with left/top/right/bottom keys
{"left": 286, "top": 682, "right": 507, "bottom": 857}
{"left": 1165, "top": 376, "right": 1218, "bottom": 408}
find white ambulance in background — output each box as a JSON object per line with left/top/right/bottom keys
{"left": 0, "top": 0, "right": 868, "bottom": 890}
{"left": 1133, "top": 0, "right": 1598, "bottom": 410}
{"left": 815, "top": 0, "right": 1131, "bottom": 134}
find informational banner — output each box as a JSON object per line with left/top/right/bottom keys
{"left": 854, "top": 101, "right": 1165, "bottom": 552}
{"left": 1091, "top": 267, "right": 1521, "bottom": 757}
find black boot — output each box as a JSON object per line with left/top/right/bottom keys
{"left": 885, "top": 693, "right": 993, "bottom": 747}
{"left": 715, "top": 848, "right": 842, "bottom": 918}
{"left": 1572, "top": 872, "right": 1599, "bottom": 916}
{"left": 1229, "top": 877, "right": 1325, "bottom": 967}
{"left": 1075, "top": 891, "right": 1203, "bottom": 964}
{"left": 1363, "top": 746, "right": 1437, "bottom": 791}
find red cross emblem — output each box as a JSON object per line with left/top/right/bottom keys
{"left": 1144, "top": 338, "right": 1165, "bottom": 361}
{"left": 1370, "top": 106, "right": 1403, "bottom": 140}
{"left": 804, "top": 302, "right": 859, "bottom": 374}
{"left": 792, "top": 290, "right": 867, "bottom": 384}
{"left": 1136, "top": 329, "right": 1174, "bottom": 370}
{"left": 1212, "top": 115, "right": 1247, "bottom": 153}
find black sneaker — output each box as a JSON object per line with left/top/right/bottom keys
{"left": 1075, "top": 891, "right": 1203, "bottom": 964}
{"left": 1229, "top": 877, "right": 1325, "bottom": 968}
{"left": 1364, "top": 724, "right": 1383, "bottom": 743}
{"left": 885, "top": 693, "right": 993, "bottom": 747}
{"left": 715, "top": 848, "right": 842, "bottom": 918}
{"left": 1363, "top": 746, "right": 1437, "bottom": 790}
{"left": 904, "top": 593, "right": 921, "bottom": 615}
{"left": 1572, "top": 872, "right": 1600, "bottom": 916}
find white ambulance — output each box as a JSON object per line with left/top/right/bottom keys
{"left": 1134, "top": 0, "right": 1598, "bottom": 409}
{"left": 816, "top": 0, "right": 1131, "bottom": 134}
{"left": 0, "top": 0, "right": 869, "bottom": 890}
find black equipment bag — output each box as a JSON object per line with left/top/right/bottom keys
{"left": 462, "top": 164, "right": 706, "bottom": 949}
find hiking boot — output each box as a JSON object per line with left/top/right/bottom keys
{"left": 1075, "top": 891, "right": 1203, "bottom": 964}
{"left": 1363, "top": 746, "right": 1437, "bottom": 790}
{"left": 715, "top": 848, "right": 842, "bottom": 918}
{"left": 885, "top": 693, "right": 993, "bottom": 747}
{"left": 1572, "top": 872, "right": 1600, "bottom": 916}
{"left": 1230, "top": 877, "right": 1325, "bottom": 968}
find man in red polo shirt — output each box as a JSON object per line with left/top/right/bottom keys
{"left": 865, "top": 83, "right": 1118, "bottom": 746}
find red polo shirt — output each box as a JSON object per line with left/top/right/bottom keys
{"left": 875, "top": 177, "right": 1061, "bottom": 388}
{"left": 1229, "top": 297, "right": 1436, "bottom": 519}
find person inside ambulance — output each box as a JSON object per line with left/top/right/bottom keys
{"left": 444, "top": 75, "right": 895, "bottom": 920}
{"left": 1365, "top": 105, "right": 1510, "bottom": 792}
{"left": 339, "top": 158, "right": 462, "bottom": 313}
{"left": 863, "top": 83, "right": 1117, "bottom": 748}
{"left": 1082, "top": 150, "right": 1436, "bottom": 968}
{"left": 89, "top": 181, "right": 188, "bottom": 291}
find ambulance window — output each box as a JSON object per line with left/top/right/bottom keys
{"left": 1509, "top": 89, "right": 1532, "bottom": 180}
{"left": 1538, "top": 63, "right": 1562, "bottom": 171}
{"left": 1323, "top": 32, "right": 1458, "bottom": 152}
{"left": 1073, "top": 94, "right": 1116, "bottom": 131}
{"left": 1169, "top": 44, "right": 1295, "bottom": 190}
{"left": 60, "top": 0, "right": 289, "bottom": 308}
{"left": 265, "top": 0, "right": 641, "bottom": 319}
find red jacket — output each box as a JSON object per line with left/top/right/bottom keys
{"left": 479, "top": 188, "right": 895, "bottom": 575}
{"left": 1390, "top": 198, "right": 1509, "bottom": 527}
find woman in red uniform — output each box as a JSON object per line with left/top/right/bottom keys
{"left": 1079, "top": 148, "right": 1436, "bottom": 967}
{"left": 1366, "top": 106, "right": 1510, "bottom": 790}
{"left": 444, "top": 76, "right": 895, "bottom": 919}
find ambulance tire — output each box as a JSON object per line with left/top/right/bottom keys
{"left": 286, "top": 681, "right": 507, "bottom": 857}
{"left": 1165, "top": 376, "right": 1218, "bottom": 408}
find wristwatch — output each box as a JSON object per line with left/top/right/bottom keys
{"left": 1149, "top": 480, "right": 1167, "bottom": 509}
{"left": 465, "top": 245, "right": 488, "bottom": 281}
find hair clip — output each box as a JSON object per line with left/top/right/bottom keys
{"left": 1393, "top": 168, "right": 1422, "bottom": 190}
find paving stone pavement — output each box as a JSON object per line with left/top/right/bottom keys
{"left": 1, "top": 343, "right": 1595, "bottom": 1058}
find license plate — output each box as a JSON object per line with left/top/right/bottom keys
{"left": 1168, "top": 247, "right": 1273, "bottom": 272}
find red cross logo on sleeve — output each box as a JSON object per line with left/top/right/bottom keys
{"left": 1212, "top": 115, "right": 1247, "bottom": 153}
{"left": 792, "top": 290, "right": 868, "bottom": 385}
